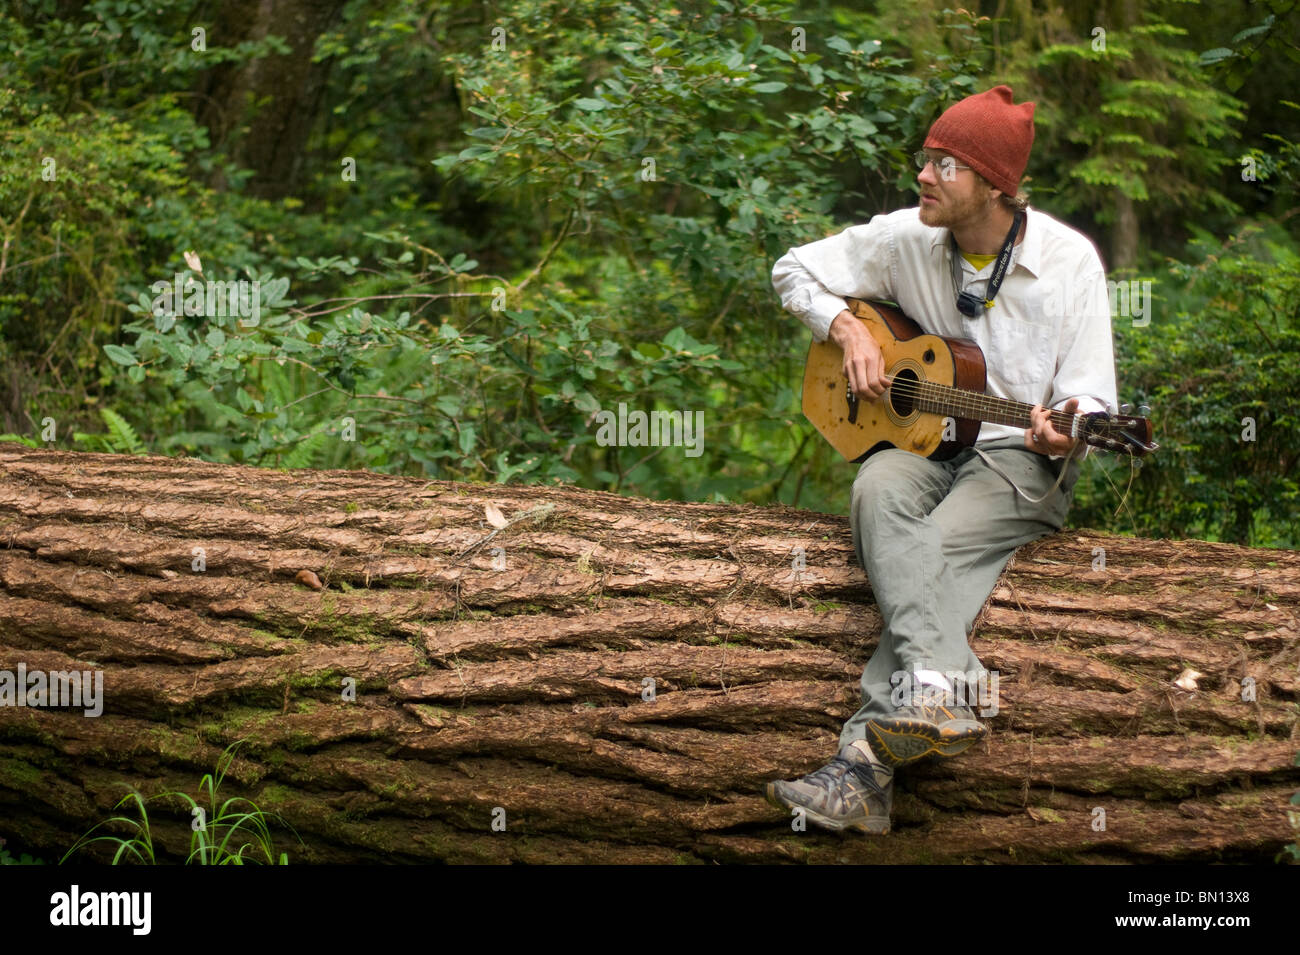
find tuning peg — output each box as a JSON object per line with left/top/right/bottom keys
{"left": 1119, "top": 403, "right": 1130, "bottom": 414}
{"left": 1137, "top": 404, "right": 1150, "bottom": 417}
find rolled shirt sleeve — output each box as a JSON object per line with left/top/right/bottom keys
{"left": 1050, "top": 266, "right": 1118, "bottom": 416}
{"left": 1045, "top": 266, "right": 1119, "bottom": 458}
{"left": 771, "top": 217, "right": 900, "bottom": 342}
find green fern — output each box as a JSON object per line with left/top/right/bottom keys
{"left": 99, "top": 408, "right": 146, "bottom": 455}
{"left": 262, "top": 361, "right": 296, "bottom": 411}
{"left": 281, "top": 430, "right": 331, "bottom": 469}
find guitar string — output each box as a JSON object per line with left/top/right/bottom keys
{"left": 880, "top": 375, "right": 1059, "bottom": 415}
{"left": 864, "top": 375, "right": 1078, "bottom": 430}
{"left": 844, "top": 376, "right": 1147, "bottom": 449}
{"left": 841, "top": 373, "right": 1142, "bottom": 453}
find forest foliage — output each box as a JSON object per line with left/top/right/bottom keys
{"left": 0, "top": 0, "right": 1296, "bottom": 547}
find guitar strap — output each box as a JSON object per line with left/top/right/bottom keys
{"left": 950, "top": 210, "right": 1024, "bottom": 317}
{"left": 972, "top": 439, "right": 1083, "bottom": 504}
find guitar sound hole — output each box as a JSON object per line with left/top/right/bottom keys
{"left": 923, "top": 349, "right": 934, "bottom": 363}
{"left": 889, "top": 368, "right": 919, "bottom": 416}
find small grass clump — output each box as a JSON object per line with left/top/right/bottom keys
{"left": 61, "top": 741, "right": 300, "bottom": 865}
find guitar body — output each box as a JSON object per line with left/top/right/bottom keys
{"left": 802, "top": 299, "right": 986, "bottom": 462}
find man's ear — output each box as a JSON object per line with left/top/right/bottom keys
{"left": 976, "top": 172, "right": 1002, "bottom": 205}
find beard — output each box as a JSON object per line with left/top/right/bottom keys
{"left": 918, "top": 187, "right": 988, "bottom": 230}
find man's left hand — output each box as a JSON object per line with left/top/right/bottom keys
{"left": 1025, "top": 398, "right": 1080, "bottom": 456}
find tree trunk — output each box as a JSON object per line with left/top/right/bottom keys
{"left": 1111, "top": 192, "right": 1139, "bottom": 271}
{"left": 1, "top": 444, "right": 1297, "bottom": 864}
{"left": 194, "top": 0, "right": 347, "bottom": 199}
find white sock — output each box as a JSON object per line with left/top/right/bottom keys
{"left": 913, "top": 669, "right": 954, "bottom": 694}
{"left": 850, "top": 739, "right": 882, "bottom": 765}
{"left": 850, "top": 740, "right": 893, "bottom": 781}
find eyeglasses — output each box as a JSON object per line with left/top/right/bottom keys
{"left": 913, "top": 150, "right": 971, "bottom": 180}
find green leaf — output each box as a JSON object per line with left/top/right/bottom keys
{"left": 104, "top": 344, "right": 137, "bottom": 366}
{"left": 750, "top": 82, "right": 787, "bottom": 93}
{"left": 499, "top": 343, "right": 539, "bottom": 376}
{"left": 1198, "top": 47, "right": 1235, "bottom": 65}
{"left": 663, "top": 326, "right": 688, "bottom": 351}
{"left": 574, "top": 98, "right": 608, "bottom": 111}
{"left": 259, "top": 276, "right": 291, "bottom": 306}
{"left": 1230, "top": 18, "right": 1274, "bottom": 45}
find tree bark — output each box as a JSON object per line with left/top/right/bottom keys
{"left": 194, "top": 0, "right": 347, "bottom": 198}
{"left": 1111, "top": 193, "right": 1139, "bottom": 271}
{"left": 0, "top": 444, "right": 1297, "bottom": 864}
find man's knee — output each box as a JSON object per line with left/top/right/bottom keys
{"left": 851, "top": 450, "right": 943, "bottom": 518}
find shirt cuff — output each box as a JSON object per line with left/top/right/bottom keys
{"left": 790, "top": 288, "right": 851, "bottom": 342}
{"left": 1054, "top": 396, "right": 1107, "bottom": 415}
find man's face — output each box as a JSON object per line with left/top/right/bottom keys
{"left": 917, "top": 150, "right": 993, "bottom": 229}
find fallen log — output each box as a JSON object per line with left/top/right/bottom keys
{"left": 0, "top": 443, "right": 1297, "bottom": 864}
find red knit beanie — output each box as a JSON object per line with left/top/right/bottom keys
{"left": 923, "top": 85, "right": 1035, "bottom": 197}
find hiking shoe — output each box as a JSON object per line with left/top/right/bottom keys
{"left": 764, "top": 744, "right": 893, "bottom": 834}
{"left": 864, "top": 690, "right": 987, "bottom": 768}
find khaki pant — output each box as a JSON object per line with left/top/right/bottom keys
{"left": 839, "top": 436, "right": 1079, "bottom": 748}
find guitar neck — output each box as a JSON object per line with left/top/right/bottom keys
{"left": 903, "top": 379, "right": 1078, "bottom": 436}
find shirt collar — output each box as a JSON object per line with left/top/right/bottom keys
{"left": 1016, "top": 207, "right": 1042, "bottom": 277}
{"left": 925, "top": 206, "right": 1043, "bottom": 278}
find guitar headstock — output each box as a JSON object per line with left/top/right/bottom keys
{"left": 1079, "top": 411, "right": 1158, "bottom": 457}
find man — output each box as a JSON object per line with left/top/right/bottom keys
{"left": 766, "top": 85, "right": 1118, "bottom": 834}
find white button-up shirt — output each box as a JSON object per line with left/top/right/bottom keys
{"left": 772, "top": 205, "right": 1118, "bottom": 446}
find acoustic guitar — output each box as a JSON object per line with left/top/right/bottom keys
{"left": 802, "top": 298, "right": 1156, "bottom": 462}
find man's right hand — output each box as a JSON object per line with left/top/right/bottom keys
{"left": 829, "top": 309, "right": 888, "bottom": 399}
